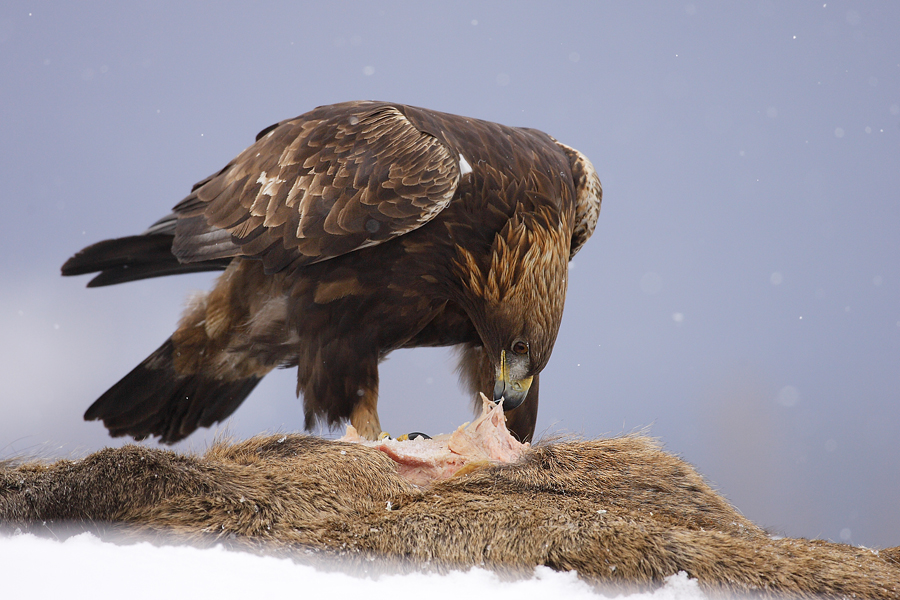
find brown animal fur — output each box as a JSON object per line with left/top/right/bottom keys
{"left": 2, "top": 434, "right": 898, "bottom": 598}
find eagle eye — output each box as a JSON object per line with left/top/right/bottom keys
{"left": 511, "top": 340, "right": 529, "bottom": 355}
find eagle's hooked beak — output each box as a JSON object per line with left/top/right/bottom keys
{"left": 492, "top": 349, "right": 533, "bottom": 410}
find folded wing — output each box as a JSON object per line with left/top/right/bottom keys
{"left": 172, "top": 102, "right": 463, "bottom": 273}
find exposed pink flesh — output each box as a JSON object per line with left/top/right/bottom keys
{"left": 339, "top": 394, "right": 529, "bottom": 486}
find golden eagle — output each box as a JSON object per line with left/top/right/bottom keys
{"left": 62, "top": 101, "right": 602, "bottom": 443}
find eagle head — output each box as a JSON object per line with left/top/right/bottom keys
{"left": 456, "top": 207, "right": 571, "bottom": 409}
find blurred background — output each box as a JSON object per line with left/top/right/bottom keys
{"left": 1, "top": 2, "right": 898, "bottom": 549}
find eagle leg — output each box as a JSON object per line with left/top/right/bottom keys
{"left": 299, "top": 342, "right": 385, "bottom": 440}
{"left": 349, "top": 385, "right": 382, "bottom": 441}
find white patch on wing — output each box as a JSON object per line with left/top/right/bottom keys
{"left": 256, "top": 171, "right": 286, "bottom": 198}
{"left": 458, "top": 153, "right": 472, "bottom": 176}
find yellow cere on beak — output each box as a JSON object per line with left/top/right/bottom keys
{"left": 492, "top": 349, "right": 533, "bottom": 410}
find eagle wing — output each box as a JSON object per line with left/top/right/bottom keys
{"left": 551, "top": 139, "right": 602, "bottom": 259}
{"left": 171, "top": 102, "right": 462, "bottom": 273}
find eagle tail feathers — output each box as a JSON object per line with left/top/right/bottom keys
{"left": 84, "top": 338, "right": 262, "bottom": 444}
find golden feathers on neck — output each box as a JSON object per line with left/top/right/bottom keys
{"left": 454, "top": 206, "right": 571, "bottom": 347}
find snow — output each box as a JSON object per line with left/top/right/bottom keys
{"left": 0, "top": 532, "right": 711, "bottom": 599}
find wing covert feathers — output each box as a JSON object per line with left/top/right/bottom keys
{"left": 172, "top": 102, "right": 461, "bottom": 272}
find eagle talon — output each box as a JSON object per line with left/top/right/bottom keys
{"left": 377, "top": 432, "right": 392, "bottom": 441}
{"left": 393, "top": 432, "right": 431, "bottom": 441}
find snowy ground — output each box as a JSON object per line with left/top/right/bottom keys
{"left": 0, "top": 532, "right": 711, "bottom": 599}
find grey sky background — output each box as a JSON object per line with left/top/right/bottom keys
{"left": 2, "top": 2, "right": 898, "bottom": 549}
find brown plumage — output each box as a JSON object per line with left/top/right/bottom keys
{"left": 61, "top": 101, "right": 602, "bottom": 443}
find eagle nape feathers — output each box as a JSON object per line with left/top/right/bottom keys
{"left": 62, "top": 101, "right": 602, "bottom": 444}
